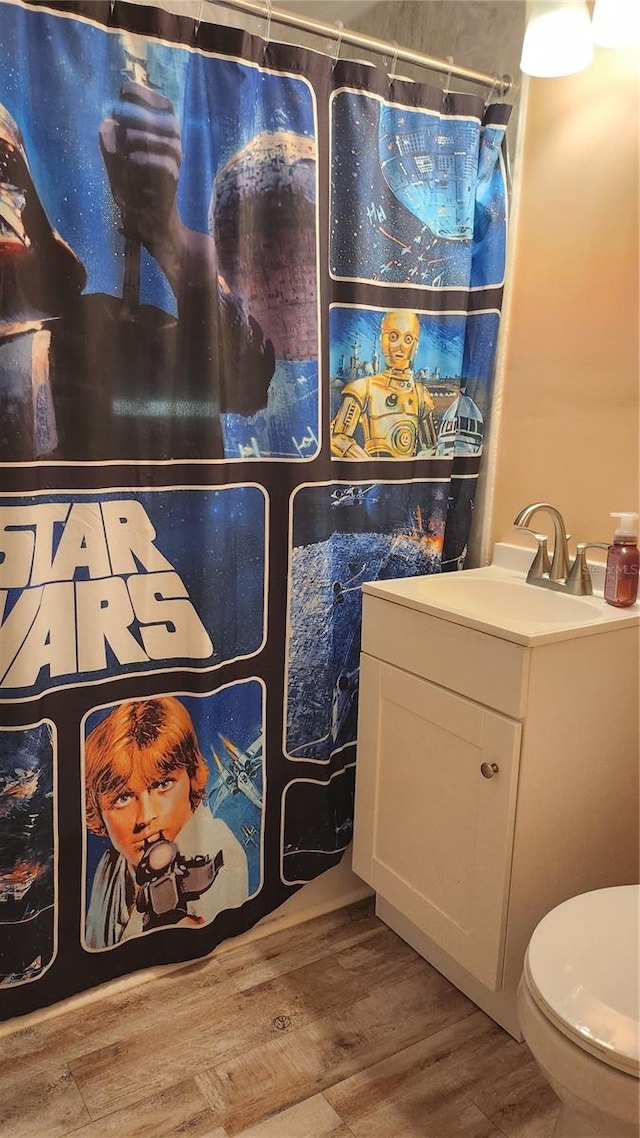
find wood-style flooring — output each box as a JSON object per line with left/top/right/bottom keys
{"left": 0, "top": 899, "right": 560, "bottom": 1138}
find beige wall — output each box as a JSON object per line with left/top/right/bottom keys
{"left": 488, "top": 46, "right": 639, "bottom": 555}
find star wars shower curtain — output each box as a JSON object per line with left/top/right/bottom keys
{"left": 0, "top": 0, "right": 510, "bottom": 1018}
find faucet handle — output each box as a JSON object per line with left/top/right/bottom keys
{"left": 515, "top": 526, "right": 552, "bottom": 581}
{"left": 565, "top": 542, "right": 609, "bottom": 596}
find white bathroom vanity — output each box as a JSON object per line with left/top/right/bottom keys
{"left": 352, "top": 544, "right": 640, "bottom": 1038}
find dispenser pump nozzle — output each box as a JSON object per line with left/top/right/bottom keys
{"left": 611, "top": 512, "right": 639, "bottom": 541}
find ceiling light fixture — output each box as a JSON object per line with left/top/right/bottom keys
{"left": 591, "top": 0, "right": 640, "bottom": 48}
{"left": 520, "top": 0, "right": 594, "bottom": 78}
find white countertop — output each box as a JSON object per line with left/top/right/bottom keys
{"left": 362, "top": 544, "right": 640, "bottom": 647}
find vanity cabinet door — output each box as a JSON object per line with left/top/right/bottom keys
{"left": 353, "top": 653, "right": 522, "bottom": 991}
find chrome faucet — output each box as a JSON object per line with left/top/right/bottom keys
{"left": 514, "top": 504, "right": 606, "bottom": 595}
{"left": 514, "top": 502, "right": 571, "bottom": 584}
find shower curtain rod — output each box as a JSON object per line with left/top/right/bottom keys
{"left": 208, "top": 0, "right": 513, "bottom": 95}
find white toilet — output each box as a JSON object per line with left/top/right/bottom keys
{"left": 518, "top": 886, "right": 640, "bottom": 1138}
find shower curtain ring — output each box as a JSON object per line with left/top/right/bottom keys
{"left": 263, "top": 0, "right": 273, "bottom": 47}
{"left": 388, "top": 40, "right": 399, "bottom": 82}
{"left": 485, "top": 77, "right": 500, "bottom": 108}
{"left": 443, "top": 56, "right": 454, "bottom": 97}
{"left": 331, "top": 19, "right": 344, "bottom": 71}
{"left": 194, "top": 0, "right": 205, "bottom": 36}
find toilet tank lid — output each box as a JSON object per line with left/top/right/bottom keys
{"left": 525, "top": 886, "right": 640, "bottom": 1076}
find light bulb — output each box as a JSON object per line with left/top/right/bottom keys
{"left": 520, "top": 1, "right": 594, "bottom": 77}
{"left": 591, "top": 0, "right": 640, "bottom": 48}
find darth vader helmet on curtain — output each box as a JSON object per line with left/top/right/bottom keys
{"left": 0, "top": 102, "right": 86, "bottom": 326}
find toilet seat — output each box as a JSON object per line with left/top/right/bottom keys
{"left": 524, "top": 886, "right": 640, "bottom": 1078}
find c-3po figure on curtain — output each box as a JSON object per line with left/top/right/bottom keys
{"left": 330, "top": 311, "right": 437, "bottom": 460}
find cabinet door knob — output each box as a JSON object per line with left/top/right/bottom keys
{"left": 480, "top": 762, "right": 499, "bottom": 778}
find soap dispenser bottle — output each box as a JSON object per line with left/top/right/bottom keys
{"left": 604, "top": 512, "right": 639, "bottom": 608}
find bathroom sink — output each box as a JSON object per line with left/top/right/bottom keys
{"left": 362, "top": 545, "right": 640, "bottom": 646}
{"left": 402, "top": 574, "right": 601, "bottom": 626}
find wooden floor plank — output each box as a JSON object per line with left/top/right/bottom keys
{"left": 200, "top": 968, "right": 475, "bottom": 1134}
{"left": 68, "top": 952, "right": 365, "bottom": 1118}
{"left": 229, "top": 1093, "right": 352, "bottom": 1138}
{"left": 62, "top": 1077, "right": 226, "bottom": 1138}
{"left": 0, "top": 1063, "right": 90, "bottom": 1138}
{"left": 334, "top": 924, "right": 430, "bottom": 988}
{"left": 343, "top": 1094, "right": 503, "bottom": 1138}
{"left": 325, "top": 1012, "right": 556, "bottom": 1138}
{"left": 215, "top": 899, "right": 380, "bottom": 993}
{"left": 0, "top": 954, "right": 227, "bottom": 1079}
{"left": 467, "top": 1049, "right": 561, "bottom": 1138}
{"left": 0, "top": 901, "right": 560, "bottom": 1138}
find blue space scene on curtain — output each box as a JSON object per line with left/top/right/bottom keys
{"left": 0, "top": 0, "right": 510, "bottom": 1017}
